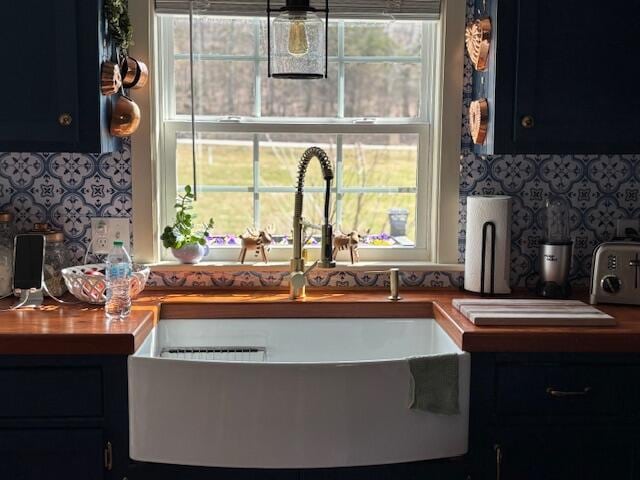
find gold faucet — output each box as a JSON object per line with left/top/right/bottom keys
{"left": 289, "top": 147, "right": 336, "bottom": 299}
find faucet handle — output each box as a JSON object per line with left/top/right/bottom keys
{"left": 304, "top": 260, "right": 319, "bottom": 276}
{"left": 289, "top": 260, "right": 319, "bottom": 293}
{"left": 289, "top": 271, "right": 307, "bottom": 291}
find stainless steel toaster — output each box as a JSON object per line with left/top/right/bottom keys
{"left": 590, "top": 241, "right": 640, "bottom": 305}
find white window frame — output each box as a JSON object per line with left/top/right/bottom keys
{"left": 128, "top": 0, "right": 465, "bottom": 269}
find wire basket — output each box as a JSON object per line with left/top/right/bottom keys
{"left": 61, "top": 263, "right": 150, "bottom": 305}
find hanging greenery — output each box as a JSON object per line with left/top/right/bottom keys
{"left": 105, "top": 0, "right": 133, "bottom": 53}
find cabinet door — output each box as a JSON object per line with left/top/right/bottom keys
{"left": 494, "top": 0, "right": 640, "bottom": 154}
{"left": 0, "top": 0, "right": 115, "bottom": 153}
{"left": 0, "top": 429, "right": 104, "bottom": 480}
{"left": 0, "top": 0, "right": 80, "bottom": 148}
{"left": 494, "top": 428, "right": 636, "bottom": 480}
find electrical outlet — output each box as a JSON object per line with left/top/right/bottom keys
{"left": 616, "top": 219, "right": 640, "bottom": 238}
{"left": 90, "top": 217, "right": 131, "bottom": 255}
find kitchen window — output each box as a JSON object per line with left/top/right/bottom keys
{"left": 145, "top": 1, "right": 463, "bottom": 265}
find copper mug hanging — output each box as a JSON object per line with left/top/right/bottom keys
{"left": 120, "top": 56, "right": 148, "bottom": 89}
{"left": 110, "top": 95, "right": 141, "bottom": 137}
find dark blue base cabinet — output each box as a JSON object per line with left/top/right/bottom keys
{"left": 128, "top": 458, "right": 465, "bottom": 480}
{"left": 1, "top": 354, "right": 639, "bottom": 480}
{"left": 0, "top": 429, "right": 104, "bottom": 479}
{"left": 0, "top": 356, "right": 129, "bottom": 480}
{"left": 469, "top": 353, "right": 640, "bottom": 480}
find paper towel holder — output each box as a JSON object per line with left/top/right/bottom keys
{"left": 479, "top": 221, "right": 496, "bottom": 296}
{"left": 464, "top": 195, "right": 512, "bottom": 295}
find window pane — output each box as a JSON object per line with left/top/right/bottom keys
{"left": 344, "top": 63, "right": 421, "bottom": 117}
{"left": 342, "top": 134, "right": 418, "bottom": 188}
{"left": 341, "top": 193, "right": 416, "bottom": 245}
{"left": 189, "top": 192, "right": 253, "bottom": 238}
{"left": 344, "top": 21, "right": 422, "bottom": 57}
{"left": 261, "top": 192, "right": 334, "bottom": 238}
{"left": 261, "top": 64, "right": 339, "bottom": 117}
{"left": 259, "top": 134, "right": 337, "bottom": 188}
{"left": 175, "top": 60, "right": 255, "bottom": 116}
{"left": 176, "top": 132, "right": 253, "bottom": 188}
{"left": 173, "top": 16, "right": 255, "bottom": 56}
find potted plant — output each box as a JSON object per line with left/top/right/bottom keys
{"left": 161, "top": 185, "right": 214, "bottom": 264}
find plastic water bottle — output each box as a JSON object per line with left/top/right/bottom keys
{"left": 105, "top": 240, "right": 132, "bottom": 320}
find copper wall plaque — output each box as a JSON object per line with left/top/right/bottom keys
{"left": 470, "top": 98, "right": 489, "bottom": 145}
{"left": 465, "top": 17, "right": 492, "bottom": 72}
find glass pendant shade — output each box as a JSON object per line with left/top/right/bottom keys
{"left": 271, "top": 10, "right": 326, "bottom": 79}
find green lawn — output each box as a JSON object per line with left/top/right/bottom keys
{"left": 175, "top": 139, "right": 418, "bottom": 241}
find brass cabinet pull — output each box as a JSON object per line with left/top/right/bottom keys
{"left": 104, "top": 441, "right": 113, "bottom": 471}
{"left": 546, "top": 386, "right": 592, "bottom": 397}
{"left": 58, "top": 113, "right": 73, "bottom": 127}
{"left": 494, "top": 444, "right": 503, "bottom": 480}
{"left": 520, "top": 115, "right": 535, "bottom": 129}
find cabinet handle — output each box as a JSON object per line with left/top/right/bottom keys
{"left": 494, "top": 444, "right": 503, "bottom": 480}
{"left": 546, "top": 386, "right": 592, "bottom": 397}
{"left": 104, "top": 441, "right": 113, "bottom": 471}
{"left": 520, "top": 115, "right": 535, "bottom": 129}
{"left": 58, "top": 113, "right": 73, "bottom": 127}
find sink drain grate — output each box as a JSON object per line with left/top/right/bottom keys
{"left": 160, "top": 346, "right": 267, "bottom": 362}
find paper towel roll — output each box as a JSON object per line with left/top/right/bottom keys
{"left": 464, "top": 195, "right": 512, "bottom": 294}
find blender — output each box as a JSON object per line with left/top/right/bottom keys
{"left": 537, "top": 197, "right": 573, "bottom": 298}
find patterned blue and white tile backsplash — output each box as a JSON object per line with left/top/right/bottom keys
{"left": 146, "top": 269, "right": 462, "bottom": 290}
{"left": 0, "top": 1, "right": 638, "bottom": 289}
{"left": 0, "top": 145, "right": 132, "bottom": 264}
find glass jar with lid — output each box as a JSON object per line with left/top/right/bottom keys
{"left": 0, "top": 212, "right": 16, "bottom": 296}
{"left": 30, "top": 223, "right": 71, "bottom": 297}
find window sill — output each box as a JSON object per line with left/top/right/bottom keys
{"left": 148, "top": 260, "right": 464, "bottom": 273}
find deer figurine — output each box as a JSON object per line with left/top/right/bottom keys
{"left": 332, "top": 228, "right": 362, "bottom": 264}
{"left": 238, "top": 226, "right": 274, "bottom": 264}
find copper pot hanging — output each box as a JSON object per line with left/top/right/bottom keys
{"left": 120, "top": 56, "right": 149, "bottom": 89}
{"left": 110, "top": 95, "right": 141, "bottom": 137}
{"left": 465, "top": 17, "right": 492, "bottom": 71}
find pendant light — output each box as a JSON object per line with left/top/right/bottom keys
{"left": 267, "top": 0, "right": 329, "bottom": 79}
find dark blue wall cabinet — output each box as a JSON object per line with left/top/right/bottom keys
{"left": 473, "top": 0, "right": 640, "bottom": 154}
{"left": 0, "top": 0, "right": 118, "bottom": 153}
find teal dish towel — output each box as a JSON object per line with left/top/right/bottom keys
{"left": 408, "top": 354, "right": 460, "bottom": 415}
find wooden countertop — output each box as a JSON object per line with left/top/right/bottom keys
{"left": 431, "top": 294, "right": 640, "bottom": 353}
{"left": 0, "top": 299, "right": 158, "bottom": 355}
{"left": 0, "top": 289, "right": 638, "bottom": 354}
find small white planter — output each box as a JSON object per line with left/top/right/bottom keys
{"left": 170, "top": 244, "right": 208, "bottom": 264}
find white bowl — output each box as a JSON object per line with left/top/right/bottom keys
{"left": 62, "top": 263, "right": 150, "bottom": 304}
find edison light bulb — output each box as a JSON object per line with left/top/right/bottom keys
{"left": 288, "top": 18, "right": 309, "bottom": 56}
{"left": 272, "top": 9, "right": 324, "bottom": 78}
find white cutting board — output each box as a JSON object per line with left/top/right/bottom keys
{"left": 452, "top": 299, "right": 615, "bottom": 326}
